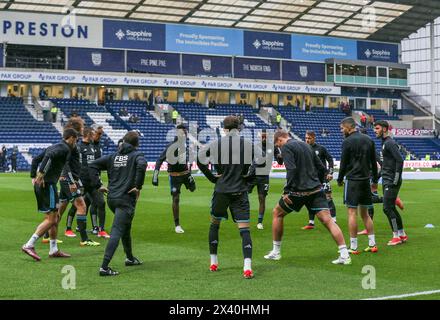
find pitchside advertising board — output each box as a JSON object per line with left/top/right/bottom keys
{"left": 182, "top": 54, "right": 232, "bottom": 77}
{"left": 68, "top": 48, "right": 125, "bottom": 72}
{"left": 127, "top": 51, "right": 180, "bottom": 75}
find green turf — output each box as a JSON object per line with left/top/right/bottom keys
{"left": 1, "top": 172, "right": 439, "bottom": 300}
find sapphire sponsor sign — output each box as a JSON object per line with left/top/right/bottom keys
{"left": 244, "top": 31, "right": 291, "bottom": 59}
{"left": 166, "top": 24, "right": 243, "bottom": 56}
{"left": 103, "top": 19, "right": 165, "bottom": 51}
{"left": 0, "top": 12, "right": 102, "bottom": 48}
{"left": 234, "top": 57, "right": 280, "bottom": 80}
{"left": 182, "top": 54, "right": 232, "bottom": 77}
{"left": 292, "top": 34, "right": 357, "bottom": 62}
{"left": 127, "top": 51, "right": 180, "bottom": 75}
{"left": 282, "top": 61, "right": 325, "bottom": 82}
{"left": 357, "top": 41, "right": 399, "bottom": 63}
{"left": 68, "top": 48, "right": 125, "bottom": 72}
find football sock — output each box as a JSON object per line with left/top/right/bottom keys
{"left": 273, "top": 240, "right": 281, "bottom": 253}
{"left": 393, "top": 232, "right": 399, "bottom": 238}
{"left": 66, "top": 211, "right": 75, "bottom": 230}
{"left": 350, "top": 237, "right": 358, "bottom": 250}
{"left": 210, "top": 254, "right": 218, "bottom": 266}
{"left": 44, "top": 231, "right": 49, "bottom": 239}
{"left": 239, "top": 227, "right": 252, "bottom": 259}
{"left": 49, "top": 239, "right": 58, "bottom": 255}
{"left": 76, "top": 215, "right": 88, "bottom": 242}
{"left": 308, "top": 211, "right": 315, "bottom": 224}
{"left": 209, "top": 223, "right": 220, "bottom": 255}
{"left": 339, "top": 245, "right": 349, "bottom": 259}
{"left": 25, "top": 233, "right": 39, "bottom": 248}
{"left": 309, "top": 220, "right": 315, "bottom": 225}
{"left": 368, "top": 234, "right": 376, "bottom": 247}
{"left": 395, "top": 211, "right": 404, "bottom": 230}
{"left": 91, "top": 212, "right": 98, "bottom": 230}
{"left": 398, "top": 229, "right": 406, "bottom": 237}
{"left": 244, "top": 258, "right": 252, "bottom": 271}
{"left": 258, "top": 214, "right": 264, "bottom": 224}
{"left": 174, "top": 218, "right": 180, "bottom": 227}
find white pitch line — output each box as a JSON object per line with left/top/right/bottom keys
{"left": 363, "top": 289, "right": 440, "bottom": 300}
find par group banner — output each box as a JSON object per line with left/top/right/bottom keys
{"left": 234, "top": 57, "right": 281, "bottom": 81}
{"left": 182, "top": 54, "right": 232, "bottom": 77}
{"left": 103, "top": 19, "right": 166, "bottom": 51}
{"left": 127, "top": 51, "right": 180, "bottom": 75}
{"left": 166, "top": 24, "right": 243, "bottom": 56}
{"left": 244, "top": 30, "right": 291, "bottom": 59}
{"left": 0, "top": 69, "right": 341, "bottom": 94}
{"left": 68, "top": 48, "right": 125, "bottom": 72}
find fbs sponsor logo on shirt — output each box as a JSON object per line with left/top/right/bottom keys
{"left": 114, "top": 155, "right": 128, "bottom": 167}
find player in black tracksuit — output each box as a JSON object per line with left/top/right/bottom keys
{"left": 247, "top": 131, "right": 278, "bottom": 230}
{"left": 264, "top": 131, "right": 351, "bottom": 265}
{"left": 152, "top": 124, "right": 196, "bottom": 234}
{"left": 302, "top": 130, "right": 336, "bottom": 230}
{"left": 65, "top": 127, "right": 109, "bottom": 238}
{"left": 22, "top": 128, "right": 78, "bottom": 261}
{"left": 374, "top": 120, "right": 407, "bottom": 245}
{"left": 338, "top": 117, "right": 379, "bottom": 254}
{"left": 197, "top": 116, "right": 266, "bottom": 278}
{"left": 89, "top": 131, "right": 147, "bottom": 276}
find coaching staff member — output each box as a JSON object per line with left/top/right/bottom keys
{"left": 89, "top": 131, "right": 147, "bottom": 276}
{"left": 338, "top": 117, "right": 379, "bottom": 254}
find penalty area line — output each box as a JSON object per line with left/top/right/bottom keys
{"left": 363, "top": 289, "right": 440, "bottom": 300}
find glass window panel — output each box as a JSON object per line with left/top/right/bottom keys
{"left": 368, "top": 66, "right": 377, "bottom": 77}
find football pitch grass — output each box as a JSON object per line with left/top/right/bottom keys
{"left": 1, "top": 173, "right": 439, "bottom": 300}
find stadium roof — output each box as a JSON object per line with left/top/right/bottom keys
{"left": 1, "top": 0, "right": 440, "bottom": 43}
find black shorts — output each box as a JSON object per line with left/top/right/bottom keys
{"left": 169, "top": 173, "right": 196, "bottom": 196}
{"left": 211, "top": 191, "right": 250, "bottom": 223}
{"left": 279, "top": 190, "right": 329, "bottom": 214}
{"left": 247, "top": 176, "right": 269, "bottom": 196}
{"left": 59, "top": 179, "right": 82, "bottom": 203}
{"left": 343, "top": 179, "right": 372, "bottom": 208}
{"left": 34, "top": 183, "right": 59, "bottom": 214}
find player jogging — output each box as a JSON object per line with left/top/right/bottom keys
{"left": 264, "top": 131, "right": 351, "bottom": 265}
{"left": 302, "top": 130, "right": 336, "bottom": 230}
{"left": 337, "top": 117, "right": 378, "bottom": 254}
{"left": 22, "top": 128, "right": 78, "bottom": 261}
{"left": 373, "top": 120, "right": 408, "bottom": 245}
{"left": 152, "top": 124, "right": 196, "bottom": 234}
{"left": 89, "top": 131, "right": 147, "bottom": 276}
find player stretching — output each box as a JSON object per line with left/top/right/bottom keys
{"left": 302, "top": 130, "right": 336, "bottom": 230}
{"left": 198, "top": 116, "right": 264, "bottom": 278}
{"left": 89, "top": 131, "right": 147, "bottom": 276}
{"left": 22, "top": 128, "right": 78, "bottom": 261}
{"left": 374, "top": 120, "right": 407, "bottom": 245}
{"left": 152, "top": 124, "right": 196, "bottom": 234}
{"left": 337, "top": 117, "right": 378, "bottom": 254}
{"left": 264, "top": 131, "right": 351, "bottom": 265}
